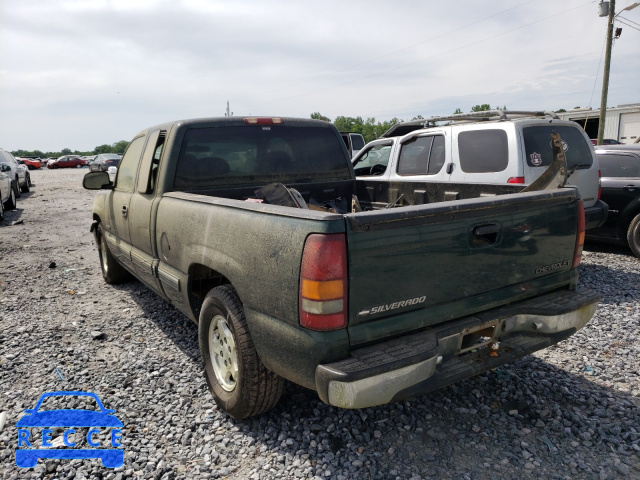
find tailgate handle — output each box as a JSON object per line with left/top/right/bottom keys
{"left": 472, "top": 224, "right": 499, "bottom": 247}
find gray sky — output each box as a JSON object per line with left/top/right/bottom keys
{"left": 1, "top": 0, "right": 639, "bottom": 152}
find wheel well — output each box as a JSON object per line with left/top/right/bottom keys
{"left": 621, "top": 206, "right": 640, "bottom": 235}
{"left": 188, "top": 264, "right": 230, "bottom": 321}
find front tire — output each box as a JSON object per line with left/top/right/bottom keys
{"left": 0, "top": 200, "right": 4, "bottom": 222}
{"left": 97, "top": 225, "right": 131, "bottom": 284}
{"left": 627, "top": 213, "right": 640, "bottom": 258}
{"left": 199, "top": 285, "right": 284, "bottom": 419}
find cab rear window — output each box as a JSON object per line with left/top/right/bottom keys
{"left": 524, "top": 125, "right": 593, "bottom": 170}
{"left": 174, "top": 126, "right": 350, "bottom": 189}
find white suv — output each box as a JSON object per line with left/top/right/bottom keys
{"left": 352, "top": 110, "right": 608, "bottom": 230}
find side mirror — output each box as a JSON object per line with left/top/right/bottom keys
{"left": 0, "top": 165, "right": 10, "bottom": 172}
{"left": 83, "top": 171, "right": 113, "bottom": 190}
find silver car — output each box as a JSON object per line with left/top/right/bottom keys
{"left": 0, "top": 166, "right": 15, "bottom": 221}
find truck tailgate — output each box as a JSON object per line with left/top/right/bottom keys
{"left": 345, "top": 189, "right": 579, "bottom": 346}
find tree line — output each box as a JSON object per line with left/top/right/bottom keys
{"left": 16, "top": 104, "right": 564, "bottom": 156}
{"left": 11, "top": 140, "right": 130, "bottom": 159}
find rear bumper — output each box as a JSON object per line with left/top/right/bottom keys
{"left": 584, "top": 199, "right": 608, "bottom": 230}
{"left": 315, "top": 288, "right": 599, "bottom": 409}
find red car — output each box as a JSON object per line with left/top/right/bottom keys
{"left": 47, "top": 156, "right": 87, "bottom": 169}
{"left": 18, "top": 158, "right": 42, "bottom": 169}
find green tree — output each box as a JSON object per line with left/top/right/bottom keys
{"left": 471, "top": 104, "right": 492, "bottom": 112}
{"left": 112, "top": 140, "right": 129, "bottom": 153}
{"left": 61, "top": 148, "right": 72, "bottom": 155}
{"left": 453, "top": 108, "right": 463, "bottom": 114}
{"left": 310, "top": 112, "right": 331, "bottom": 122}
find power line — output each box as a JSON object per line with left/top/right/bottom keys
{"left": 616, "top": 18, "right": 640, "bottom": 30}
{"left": 232, "top": 0, "right": 538, "bottom": 104}
{"left": 255, "top": 0, "right": 597, "bottom": 107}
{"left": 588, "top": 32, "right": 607, "bottom": 108}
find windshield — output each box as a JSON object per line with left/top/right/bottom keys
{"left": 353, "top": 144, "right": 392, "bottom": 176}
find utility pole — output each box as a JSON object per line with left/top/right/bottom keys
{"left": 225, "top": 101, "right": 233, "bottom": 117}
{"left": 597, "top": 0, "right": 615, "bottom": 146}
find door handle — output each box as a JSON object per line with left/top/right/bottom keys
{"left": 472, "top": 224, "right": 500, "bottom": 247}
{"left": 121, "top": 205, "right": 128, "bottom": 218}
{"left": 624, "top": 185, "right": 638, "bottom": 191}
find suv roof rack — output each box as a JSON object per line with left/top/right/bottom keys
{"left": 382, "top": 110, "right": 560, "bottom": 138}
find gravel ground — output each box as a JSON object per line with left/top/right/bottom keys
{"left": 1, "top": 168, "right": 639, "bottom": 480}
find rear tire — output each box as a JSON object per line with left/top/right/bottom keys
{"left": 0, "top": 200, "right": 4, "bottom": 222}
{"left": 627, "top": 214, "right": 640, "bottom": 258}
{"left": 21, "top": 174, "right": 30, "bottom": 193}
{"left": 199, "top": 285, "right": 284, "bottom": 419}
{"left": 14, "top": 178, "right": 21, "bottom": 198}
{"left": 97, "top": 225, "right": 131, "bottom": 284}
{"left": 4, "top": 183, "right": 17, "bottom": 210}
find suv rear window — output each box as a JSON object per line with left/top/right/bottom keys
{"left": 523, "top": 125, "right": 593, "bottom": 170}
{"left": 598, "top": 153, "right": 640, "bottom": 177}
{"left": 458, "top": 130, "right": 508, "bottom": 173}
{"left": 175, "top": 126, "right": 350, "bottom": 189}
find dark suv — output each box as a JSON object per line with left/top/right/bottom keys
{"left": 588, "top": 145, "right": 640, "bottom": 257}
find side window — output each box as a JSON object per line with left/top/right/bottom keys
{"left": 397, "top": 135, "right": 445, "bottom": 176}
{"left": 458, "top": 129, "right": 508, "bottom": 173}
{"left": 598, "top": 154, "right": 640, "bottom": 177}
{"left": 115, "top": 136, "right": 145, "bottom": 192}
{"left": 136, "top": 131, "right": 166, "bottom": 194}
{"left": 398, "top": 136, "right": 433, "bottom": 175}
{"left": 428, "top": 135, "right": 446, "bottom": 174}
{"left": 350, "top": 134, "right": 365, "bottom": 151}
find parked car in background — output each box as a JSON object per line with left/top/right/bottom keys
{"left": 353, "top": 110, "right": 608, "bottom": 230}
{"left": 588, "top": 145, "right": 640, "bottom": 257}
{"left": 43, "top": 157, "right": 57, "bottom": 167}
{"left": 0, "top": 167, "right": 14, "bottom": 220}
{"left": 22, "top": 157, "right": 43, "bottom": 169}
{"left": 340, "top": 132, "right": 366, "bottom": 158}
{"left": 0, "top": 148, "right": 29, "bottom": 197}
{"left": 591, "top": 139, "right": 623, "bottom": 146}
{"left": 18, "top": 157, "right": 42, "bottom": 170}
{"left": 47, "top": 156, "right": 87, "bottom": 169}
{"left": 89, "top": 153, "right": 122, "bottom": 172}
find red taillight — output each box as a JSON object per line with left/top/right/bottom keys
{"left": 243, "top": 117, "right": 283, "bottom": 125}
{"left": 598, "top": 169, "right": 602, "bottom": 199}
{"left": 573, "top": 200, "right": 585, "bottom": 268}
{"left": 299, "top": 234, "right": 347, "bottom": 331}
{"left": 507, "top": 177, "right": 525, "bottom": 184}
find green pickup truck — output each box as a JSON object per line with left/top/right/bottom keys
{"left": 84, "top": 116, "right": 599, "bottom": 419}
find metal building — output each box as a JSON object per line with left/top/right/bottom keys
{"left": 555, "top": 103, "right": 640, "bottom": 144}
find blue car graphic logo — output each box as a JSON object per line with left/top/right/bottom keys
{"left": 15, "top": 391, "right": 123, "bottom": 469}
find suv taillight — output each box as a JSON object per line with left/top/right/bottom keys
{"left": 507, "top": 177, "right": 525, "bottom": 184}
{"left": 572, "top": 200, "right": 585, "bottom": 268}
{"left": 299, "top": 234, "right": 347, "bottom": 331}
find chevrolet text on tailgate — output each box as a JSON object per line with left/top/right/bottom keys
{"left": 83, "top": 116, "right": 599, "bottom": 418}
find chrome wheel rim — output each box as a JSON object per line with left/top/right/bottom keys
{"left": 208, "top": 315, "right": 238, "bottom": 392}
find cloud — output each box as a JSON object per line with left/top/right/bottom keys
{"left": 1, "top": 0, "right": 638, "bottom": 151}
